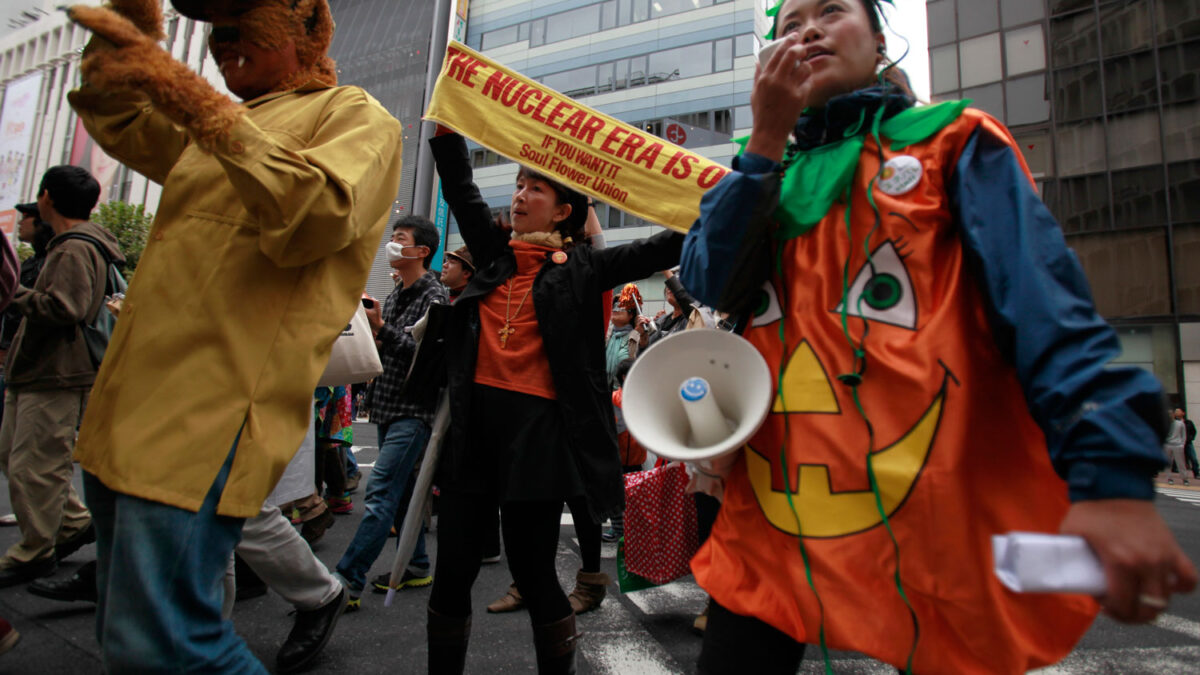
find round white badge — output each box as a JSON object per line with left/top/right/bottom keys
{"left": 877, "top": 155, "right": 923, "bottom": 196}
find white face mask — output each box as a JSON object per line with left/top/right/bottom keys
{"left": 385, "top": 241, "right": 425, "bottom": 262}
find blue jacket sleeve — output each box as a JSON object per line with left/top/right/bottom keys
{"left": 680, "top": 152, "right": 781, "bottom": 312}
{"left": 951, "top": 127, "right": 1168, "bottom": 502}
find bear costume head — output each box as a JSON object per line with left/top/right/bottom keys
{"left": 172, "top": 0, "right": 337, "bottom": 92}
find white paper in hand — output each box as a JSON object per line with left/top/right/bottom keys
{"left": 992, "top": 532, "right": 1106, "bottom": 595}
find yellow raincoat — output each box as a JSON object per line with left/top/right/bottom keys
{"left": 68, "top": 80, "right": 402, "bottom": 517}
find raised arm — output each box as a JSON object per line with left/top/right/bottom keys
{"left": 428, "top": 131, "right": 509, "bottom": 269}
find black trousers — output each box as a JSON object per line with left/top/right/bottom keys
{"left": 430, "top": 489, "right": 572, "bottom": 624}
{"left": 698, "top": 600, "right": 806, "bottom": 675}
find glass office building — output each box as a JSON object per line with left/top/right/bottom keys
{"left": 926, "top": 0, "right": 1200, "bottom": 408}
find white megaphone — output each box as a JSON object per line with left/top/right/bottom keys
{"left": 622, "top": 329, "right": 772, "bottom": 463}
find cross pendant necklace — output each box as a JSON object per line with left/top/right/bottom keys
{"left": 499, "top": 278, "right": 534, "bottom": 349}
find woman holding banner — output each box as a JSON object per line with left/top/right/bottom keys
{"left": 678, "top": 0, "right": 1195, "bottom": 674}
{"left": 426, "top": 125, "right": 682, "bottom": 674}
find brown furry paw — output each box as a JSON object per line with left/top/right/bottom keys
{"left": 80, "top": 41, "right": 242, "bottom": 153}
{"left": 66, "top": 5, "right": 152, "bottom": 49}
{"left": 109, "top": 0, "right": 165, "bottom": 40}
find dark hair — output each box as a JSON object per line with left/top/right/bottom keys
{"left": 38, "top": 166, "right": 100, "bottom": 220}
{"left": 392, "top": 215, "right": 440, "bottom": 269}
{"left": 615, "top": 357, "right": 637, "bottom": 387}
{"left": 515, "top": 167, "right": 588, "bottom": 246}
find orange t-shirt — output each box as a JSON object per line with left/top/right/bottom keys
{"left": 474, "top": 240, "right": 557, "bottom": 399}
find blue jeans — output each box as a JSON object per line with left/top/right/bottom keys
{"left": 85, "top": 438, "right": 265, "bottom": 674}
{"left": 336, "top": 417, "right": 431, "bottom": 592}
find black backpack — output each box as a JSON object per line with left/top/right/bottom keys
{"left": 58, "top": 233, "right": 128, "bottom": 368}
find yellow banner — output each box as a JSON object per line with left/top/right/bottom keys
{"left": 425, "top": 41, "right": 731, "bottom": 233}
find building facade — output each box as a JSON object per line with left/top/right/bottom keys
{"left": 926, "top": 0, "right": 1200, "bottom": 409}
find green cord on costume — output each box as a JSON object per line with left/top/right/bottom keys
{"left": 773, "top": 243, "right": 835, "bottom": 675}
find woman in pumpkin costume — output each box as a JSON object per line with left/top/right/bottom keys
{"left": 679, "top": 1, "right": 1196, "bottom": 673}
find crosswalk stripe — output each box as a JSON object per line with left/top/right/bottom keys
{"left": 1030, "top": 645, "right": 1200, "bottom": 673}
{"left": 1154, "top": 613, "right": 1200, "bottom": 641}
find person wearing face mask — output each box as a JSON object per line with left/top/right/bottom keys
{"left": 60, "top": 0, "right": 403, "bottom": 671}
{"left": 678, "top": 1, "right": 1195, "bottom": 673}
{"left": 335, "top": 216, "right": 447, "bottom": 611}
{"left": 425, "top": 124, "right": 681, "bottom": 674}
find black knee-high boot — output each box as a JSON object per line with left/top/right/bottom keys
{"left": 427, "top": 606, "right": 471, "bottom": 674}
{"left": 532, "top": 613, "right": 580, "bottom": 674}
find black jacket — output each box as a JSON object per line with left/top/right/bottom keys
{"left": 430, "top": 134, "right": 683, "bottom": 521}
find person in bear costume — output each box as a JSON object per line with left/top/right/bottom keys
{"left": 63, "top": 1, "right": 404, "bottom": 672}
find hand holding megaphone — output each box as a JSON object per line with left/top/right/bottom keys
{"left": 622, "top": 330, "right": 773, "bottom": 499}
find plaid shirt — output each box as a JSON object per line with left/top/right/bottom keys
{"left": 366, "top": 269, "right": 447, "bottom": 425}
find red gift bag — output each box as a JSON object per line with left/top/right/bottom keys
{"left": 622, "top": 461, "right": 699, "bottom": 585}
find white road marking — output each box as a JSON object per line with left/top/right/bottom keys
{"left": 1154, "top": 613, "right": 1200, "bottom": 641}
{"left": 1156, "top": 487, "right": 1200, "bottom": 507}
{"left": 1030, "top": 645, "right": 1200, "bottom": 673}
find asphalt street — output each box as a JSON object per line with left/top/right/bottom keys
{"left": 1, "top": 421, "right": 1199, "bottom": 673}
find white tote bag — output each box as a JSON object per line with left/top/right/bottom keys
{"left": 318, "top": 304, "right": 383, "bottom": 386}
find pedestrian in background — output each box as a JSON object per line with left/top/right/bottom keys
{"left": 0, "top": 166, "right": 117, "bottom": 588}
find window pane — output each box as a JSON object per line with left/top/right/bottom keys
{"left": 630, "top": 56, "right": 648, "bottom": 87}
{"left": 1005, "top": 25, "right": 1044, "bottom": 76}
{"left": 619, "top": 0, "right": 632, "bottom": 26}
{"left": 1170, "top": 160, "right": 1200, "bottom": 224}
{"left": 959, "top": 32, "right": 1002, "bottom": 88}
{"left": 1173, "top": 223, "right": 1200, "bottom": 314}
{"left": 596, "top": 62, "right": 616, "bottom": 93}
{"left": 1050, "top": 11, "right": 1097, "bottom": 67}
{"left": 1156, "top": 0, "right": 1200, "bottom": 45}
{"left": 1056, "top": 120, "right": 1106, "bottom": 176}
{"left": 1108, "top": 110, "right": 1162, "bottom": 170}
{"left": 734, "top": 105, "right": 752, "bottom": 130}
{"left": 1012, "top": 129, "right": 1052, "bottom": 176}
{"left": 1067, "top": 228, "right": 1170, "bottom": 318}
{"left": 1050, "top": 0, "right": 1092, "bottom": 13}
{"left": 1006, "top": 74, "right": 1049, "bottom": 126}
{"left": 1104, "top": 50, "right": 1159, "bottom": 113}
{"left": 543, "top": 65, "right": 597, "bottom": 98}
{"left": 930, "top": 44, "right": 958, "bottom": 94}
{"left": 962, "top": 82, "right": 1003, "bottom": 120}
{"left": 1159, "top": 41, "right": 1200, "bottom": 105}
{"left": 1055, "top": 173, "right": 1110, "bottom": 233}
{"left": 1111, "top": 166, "right": 1168, "bottom": 229}
{"left": 531, "top": 19, "right": 545, "bottom": 46}
{"left": 649, "top": 42, "right": 714, "bottom": 82}
{"left": 715, "top": 38, "right": 733, "bottom": 72}
{"left": 1054, "top": 63, "right": 1102, "bottom": 122}
{"left": 1002, "top": 0, "right": 1044, "bottom": 27}
{"left": 482, "top": 25, "right": 518, "bottom": 50}
{"left": 651, "top": 0, "right": 714, "bottom": 19}
{"left": 958, "top": 0, "right": 999, "bottom": 40}
{"left": 633, "top": 0, "right": 650, "bottom": 23}
{"left": 546, "top": 4, "right": 600, "bottom": 44}
{"left": 518, "top": 22, "right": 530, "bottom": 41}
{"left": 601, "top": 0, "right": 618, "bottom": 30}
{"left": 927, "top": 0, "right": 956, "bottom": 46}
{"left": 1164, "top": 101, "right": 1200, "bottom": 163}
{"left": 1100, "top": 1, "right": 1153, "bottom": 57}
{"left": 735, "top": 33, "right": 755, "bottom": 57}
